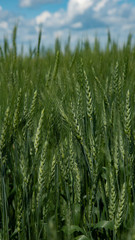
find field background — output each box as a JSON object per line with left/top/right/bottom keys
{"left": 0, "top": 27, "right": 135, "bottom": 239}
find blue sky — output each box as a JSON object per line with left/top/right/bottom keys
{"left": 1, "top": 0, "right": 68, "bottom": 18}
{"left": 0, "top": 0, "right": 135, "bottom": 51}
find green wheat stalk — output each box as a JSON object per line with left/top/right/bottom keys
{"left": 124, "top": 90, "right": 131, "bottom": 141}
{"left": 34, "top": 108, "right": 45, "bottom": 154}
{"left": 114, "top": 183, "right": 126, "bottom": 233}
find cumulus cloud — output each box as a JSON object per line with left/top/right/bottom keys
{"left": 36, "top": 11, "right": 51, "bottom": 25}
{"left": 1, "top": 0, "right": 135, "bottom": 52}
{"left": 0, "top": 21, "right": 8, "bottom": 29}
{"left": 34, "top": 0, "right": 135, "bottom": 48}
{"left": 94, "top": 0, "right": 108, "bottom": 12}
{"left": 35, "top": 0, "right": 108, "bottom": 30}
{"left": 20, "top": 0, "right": 61, "bottom": 8}
{"left": 71, "top": 22, "right": 82, "bottom": 29}
{"left": 67, "top": 0, "right": 94, "bottom": 19}
{"left": 0, "top": 8, "right": 13, "bottom": 35}
{"left": 0, "top": 7, "right": 37, "bottom": 51}
{"left": 20, "top": 0, "right": 31, "bottom": 7}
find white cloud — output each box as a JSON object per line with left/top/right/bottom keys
{"left": 0, "top": 6, "right": 2, "bottom": 11}
{"left": 122, "top": 23, "right": 134, "bottom": 31}
{"left": 108, "top": 8, "right": 117, "bottom": 16}
{"left": 36, "top": 9, "right": 67, "bottom": 28}
{"left": 33, "top": 0, "right": 135, "bottom": 51}
{"left": 71, "top": 22, "right": 82, "bottom": 29}
{"left": 20, "top": 0, "right": 31, "bottom": 7}
{"left": 67, "top": 0, "right": 93, "bottom": 19}
{"left": 0, "top": 21, "right": 8, "bottom": 29}
{"left": 35, "top": 0, "right": 94, "bottom": 28}
{"left": 1, "top": 0, "right": 135, "bottom": 53}
{"left": 20, "top": 0, "right": 61, "bottom": 7}
{"left": 54, "top": 30, "right": 63, "bottom": 38}
{"left": 94, "top": 0, "right": 108, "bottom": 12}
{"left": 36, "top": 11, "right": 51, "bottom": 25}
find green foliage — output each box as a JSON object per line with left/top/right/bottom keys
{"left": 0, "top": 29, "right": 135, "bottom": 240}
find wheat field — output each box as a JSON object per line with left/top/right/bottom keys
{"left": 0, "top": 27, "right": 135, "bottom": 239}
